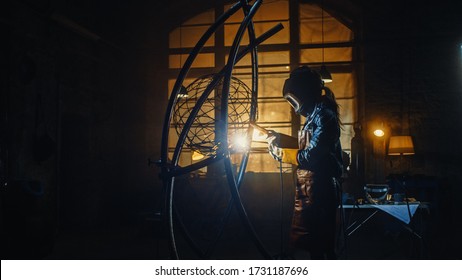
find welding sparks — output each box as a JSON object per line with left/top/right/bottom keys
{"left": 230, "top": 133, "right": 250, "bottom": 152}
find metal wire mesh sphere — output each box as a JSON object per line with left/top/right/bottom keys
{"left": 173, "top": 74, "right": 252, "bottom": 157}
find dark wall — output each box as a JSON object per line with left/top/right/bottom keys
{"left": 1, "top": 0, "right": 157, "bottom": 258}
{"left": 360, "top": 0, "right": 462, "bottom": 256}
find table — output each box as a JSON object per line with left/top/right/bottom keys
{"left": 339, "top": 202, "right": 429, "bottom": 258}
{"left": 342, "top": 202, "right": 425, "bottom": 235}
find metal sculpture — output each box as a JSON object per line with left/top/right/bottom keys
{"left": 173, "top": 74, "right": 253, "bottom": 158}
{"left": 159, "top": 0, "right": 283, "bottom": 259}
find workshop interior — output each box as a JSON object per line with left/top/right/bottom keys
{"left": 1, "top": 0, "right": 462, "bottom": 260}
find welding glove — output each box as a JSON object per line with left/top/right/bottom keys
{"left": 266, "top": 130, "right": 280, "bottom": 145}
{"left": 267, "top": 131, "right": 282, "bottom": 161}
{"left": 267, "top": 131, "right": 299, "bottom": 165}
{"left": 268, "top": 143, "right": 282, "bottom": 162}
{"left": 268, "top": 144, "right": 299, "bottom": 165}
{"left": 280, "top": 148, "right": 299, "bottom": 165}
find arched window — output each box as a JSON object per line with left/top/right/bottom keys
{"left": 168, "top": 0, "right": 357, "bottom": 172}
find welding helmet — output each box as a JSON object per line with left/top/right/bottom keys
{"left": 283, "top": 66, "right": 323, "bottom": 115}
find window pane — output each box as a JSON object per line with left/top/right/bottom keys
{"left": 232, "top": 72, "right": 289, "bottom": 98}
{"left": 168, "top": 129, "right": 179, "bottom": 151}
{"left": 338, "top": 98, "right": 356, "bottom": 124}
{"left": 328, "top": 73, "right": 355, "bottom": 98}
{"left": 259, "top": 73, "right": 288, "bottom": 98}
{"left": 299, "top": 2, "right": 321, "bottom": 22}
{"left": 233, "top": 66, "right": 290, "bottom": 75}
{"left": 300, "top": 47, "right": 352, "bottom": 63}
{"left": 254, "top": 0, "right": 288, "bottom": 21}
{"left": 184, "top": 9, "right": 215, "bottom": 25}
{"left": 168, "top": 151, "right": 192, "bottom": 167}
{"left": 257, "top": 101, "right": 292, "bottom": 122}
{"left": 168, "top": 78, "right": 198, "bottom": 97}
{"left": 169, "top": 53, "right": 215, "bottom": 69}
{"left": 225, "top": 0, "right": 288, "bottom": 23}
{"left": 225, "top": 21, "right": 290, "bottom": 46}
{"left": 233, "top": 51, "right": 290, "bottom": 66}
{"left": 260, "top": 50, "right": 290, "bottom": 65}
{"left": 169, "top": 25, "right": 214, "bottom": 48}
{"left": 299, "top": 3, "right": 352, "bottom": 44}
{"left": 340, "top": 124, "right": 354, "bottom": 151}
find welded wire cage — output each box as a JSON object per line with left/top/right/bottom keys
{"left": 172, "top": 74, "right": 253, "bottom": 157}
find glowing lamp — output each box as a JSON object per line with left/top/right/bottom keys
{"left": 373, "top": 129, "right": 385, "bottom": 137}
{"left": 388, "top": 136, "right": 415, "bottom": 155}
{"left": 319, "top": 64, "right": 333, "bottom": 83}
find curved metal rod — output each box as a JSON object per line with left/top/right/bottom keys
{"left": 161, "top": 2, "right": 244, "bottom": 260}
{"left": 236, "top": 0, "right": 259, "bottom": 185}
{"left": 171, "top": 153, "right": 224, "bottom": 259}
{"left": 169, "top": 154, "right": 224, "bottom": 178}
{"left": 163, "top": 2, "right": 284, "bottom": 259}
{"left": 220, "top": 0, "right": 272, "bottom": 259}
{"left": 172, "top": 73, "right": 225, "bottom": 166}
{"left": 169, "top": 23, "right": 284, "bottom": 259}
{"left": 204, "top": 1, "right": 263, "bottom": 259}
{"left": 220, "top": 0, "right": 260, "bottom": 167}
{"left": 165, "top": 177, "right": 178, "bottom": 259}
{"left": 175, "top": 23, "right": 285, "bottom": 259}
{"left": 204, "top": 153, "right": 250, "bottom": 258}
{"left": 160, "top": 1, "right": 243, "bottom": 166}
{"left": 172, "top": 202, "right": 206, "bottom": 258}
{"left": 172, "top": 22, "right": 285, "bottom": 168}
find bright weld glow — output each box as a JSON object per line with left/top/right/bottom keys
{"left": 234, "top": 135, "right": 248, "bottom": 149}
{"left": 231, "top": 133, "right": 249, "bottom": 152}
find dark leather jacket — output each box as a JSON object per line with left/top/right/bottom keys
{"left": 290, "top": 98, "right": 342, "bottom": 252}
{"left": 296, "top": 100, "right": 343, "bottom": 179}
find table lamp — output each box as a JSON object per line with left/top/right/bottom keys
{"left": 388, "top": 136, "right": 414, "bottom": 156}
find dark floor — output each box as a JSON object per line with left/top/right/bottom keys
{"left": 4, "top": 204, "right": 457, "bottom": 260}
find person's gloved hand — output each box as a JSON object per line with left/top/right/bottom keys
{"left": 266, "top": 131, "right": 298, "bottom": 165}
{"left": 269, "top": 143, "right": 282, "bottom": 162}
{"left": 267, "top": 130, "right": 281, "bottom": 161}
{"left": 266, "top": 130, "right": 280, "bottom": 146}
{"left": 269, "top": 145, "right": 299, "bottom": 165}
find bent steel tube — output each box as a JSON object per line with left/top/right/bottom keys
{"left": 160, "top": 2, "right": 243, "bottom": 260}
{"left": 220, "top": 0, "right": 272, "bottom": 260}
{"left": 160, "top": 0, "right": 284, "bottom": 260}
